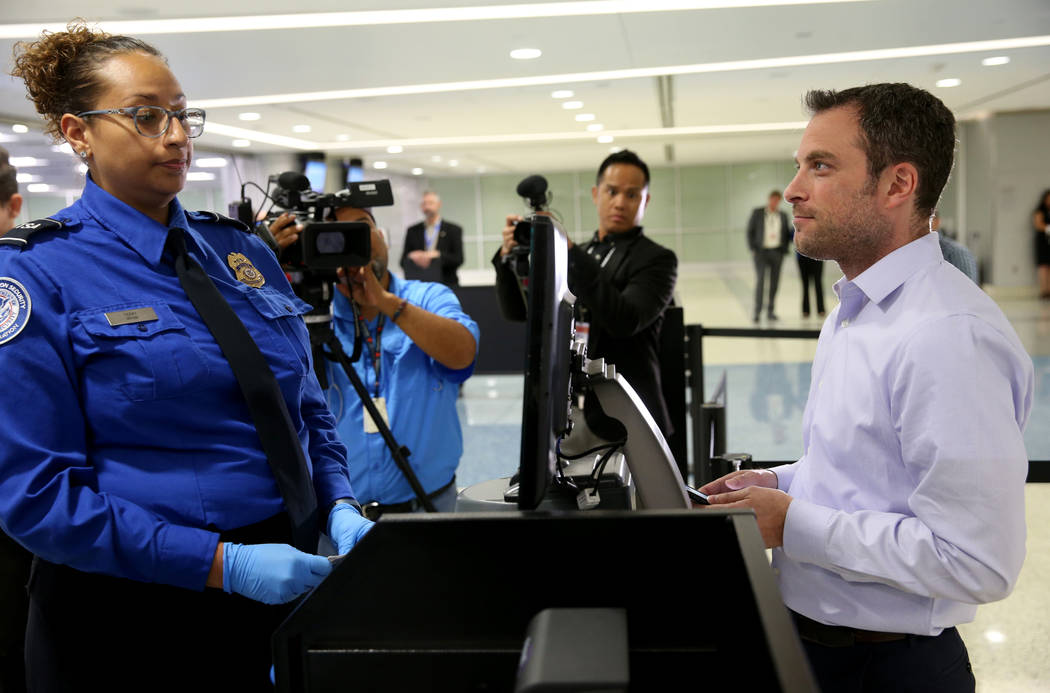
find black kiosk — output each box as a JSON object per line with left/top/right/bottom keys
{"left": 273, "top": 214, "right": 816, "bottom": 691}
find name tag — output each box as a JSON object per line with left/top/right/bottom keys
{"left": 105, "top": 307, "right": 159, "bottom": 326}
{"left": 363, "top": 396, "right": 390, "bottom": 434}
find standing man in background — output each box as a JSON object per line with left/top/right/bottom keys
{"left": 0, "top": 145, "right": 28, "bottom": 693}
{"left": 747, "top": 190, "right": 792, "bottom": 322}
{"left": 401, "top": 191, "right": 464, "bottom": 286}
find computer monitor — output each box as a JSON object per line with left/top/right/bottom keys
{"left": 517, "top": 215, "right": 575, "bottom": 510}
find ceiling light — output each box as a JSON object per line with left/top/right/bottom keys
{"left": 238, "top": 112, "right": 262, "bottom": 121}
{"left": 194, "top": 157, "right": 228, "bottom": 168}
{"left": 15, "top": 173, "right": 40, "bottom": 183}
{"left": 562, "top": 101, "right": 584, "bottom": 110}
{"left": 551, "top": 89, "right": 574, "bottom": 99}
{"left": 292, "top": 124, "right": 312, "bottom": 133}
{"left": 431, "top": 155, "right": 443, "bottom": 162}
{"left": 387, "top": 144, "right": 404, "bottom": 153}
{"left": 26, "top": 183, "right": 52, "bottom": 193}
{"left": 587, "top": 123, "right": 604, "bottom": 132}
{"left": 609, "top": 146, "right": 623, "bottom": 153}
{"left": 373, "top": 161, "right": 388, "bottom": 169}
{"left": 0, "top": 3, "right": 876, "bottom": 38}
{"left": 412, "top": 168, "right": 424, "bottom": 175}
{"left": 448, "top": 160, "right": 459, "bottom": 167}
{"left": 936, "top": 78, "right": 961, "bottom": 88}
{"left": 186, "top": 172, "right": 216, "bottom": 181}
{"left": 51, "top": 143, "right": 73, "bottom": 154}
{"left": 193, "top": 35, "right": 1050, "bottom": 110}
{"left": 981, "top": 56, "right": 1010, "bottom": 66}
{"left": 984, "top": 630, "right": 1006, "bottom": 644}
{"left": 12, "top": 124, "right": 29, "bottom": 134}
{"left": 597, "top": 135, "right": 614, "bottom": 143}
{"left": 510, "top": 48, "right": 542, "bottom": 60}
{"left": 232, "top": 139, "right": 252, "bottom": 147}
{"left": 10, "top": 157, "right": 47, "bottom": 167}
{"left": 336, "top": 134, "right": 350, "bottom": 141}
{"left": 575, "top": 113, "right": 596, "bottom": 122}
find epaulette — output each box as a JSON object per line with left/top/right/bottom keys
{"left": 0, "top": 217, "right": 71, "bottom": 249}
{"left": 186, "top": 210, "right": 251, "bottom": 233}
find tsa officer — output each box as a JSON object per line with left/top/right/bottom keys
{"left": 1, "top": 23, "right": 371, "bottom": 691}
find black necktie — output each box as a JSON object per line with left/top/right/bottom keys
{"left": 166, "top": 229, "right": 318, "bottom": 551}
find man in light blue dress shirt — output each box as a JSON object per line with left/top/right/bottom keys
{"left": 701, "top": 84, "right": 1033, "bottom": 692}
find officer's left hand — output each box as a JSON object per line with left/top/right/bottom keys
{"left": 706, "top": 486, "right": 792, "bottom": 549}
{"left": 327, "top": 503, "right": 375, "bottom": 555}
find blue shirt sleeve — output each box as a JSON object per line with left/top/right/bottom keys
{"left": 413, "top": 282, "right": 480, "bottom": 384}
{"left": 0, "top": 253, "right": 218, "bottom": 591}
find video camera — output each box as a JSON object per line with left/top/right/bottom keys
{"left": 507, "top": 174, "right": 556, "bottom": 280}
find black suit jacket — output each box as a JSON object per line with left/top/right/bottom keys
{"left": 746, "top": 207, "right": 792, "bottom": 253}
{"left": 401, "top": 219, "right": 464, "bottom": 286}
{"left": 493, "top": 227, "right": 678, "bottom": 435}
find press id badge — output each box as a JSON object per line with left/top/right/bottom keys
{"left": 363, "top": 397, "right": 390, "bottom": 433}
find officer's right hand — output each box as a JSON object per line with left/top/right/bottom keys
{"left": 501, "top": 214, "right": 523, "bottom": 257}
{"left": 222, "top": 542, "right": 332, "bottom": 604}
{"left": 698, "top": 468, "right": 778, "bottom": 496}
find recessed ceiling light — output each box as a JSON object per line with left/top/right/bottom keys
{"left": 15, "top": 173, "right": 40, "bottom": 183}
{"left": 412, "top": 167, "right": 424, "bottom": 175}
{"left": 510, "top": 48, "right": 542, "bottom": 60}
{"left": 431, "top": 155, "right": 443, "bottom": 162}
{"left": 575, "top": 113, "right": 596, "bottom": 122}
{"left": 373, "top": 161, "right": 388, "bottom": 169}
{"left": 387, "top": 144, "right": 404, "bottom": 154}
{"left": 448, "top": 160, "right": 459, "bottom": 167}
{"left": 186, "top": 172, "right": 216, "bottom": 181}
{"left": 10, "top": 157, "right": 46, "bottom": 167}
{"left": 551, "top": 89, "right": 574, "bottom": 99}
{"left": 292, "top": 124, "right": 312, "bottom": 133}
{"left": 562, "top": 101, "right": 584, "bottom": 110}
{"left": 609, "top": 146, "right": 623, "bottom": 153}
{"left": 336, "top": 134, "right": 350, "bottom": 141}
{"left": 232, "top": 139, "right": 251, "bottom": 147}
{"left": 238, "top": 112, "right": 261, "bottom": 121}
{"left": 194, "top": 157, "right": 228, "bottom": 168}
{"left": 586, "top": 123, "right": 604, "bottom": 132}
{"left": 12, "top": 124, "right": 28, "bottom": 134}
{"left": 936, "top": 78, "right": 961, "bottom": 88}
{"left": 984, "top": 630, "right": 1006, "bottom": 644}
{"left": 26, "top": 183, "right": 52, "bottom": 193}
{"left": 981, "top": 56, "right": 1010, "bottom": 66}
{"left": 597, "top": 135, "right": 614, "bottom": 143}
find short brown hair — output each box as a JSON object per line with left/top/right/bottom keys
{"left": 804, "top": 83, "right": 955, "bottom": 221}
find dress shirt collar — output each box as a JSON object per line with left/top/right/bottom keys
{"left": 833, "top": 232, "right": 942, "bottom": 317}
{"left": 78, "top": 174, "right": 190, "bottom": 267}
{"left": 587, "top": 225, "right": 643, "bottom": 246}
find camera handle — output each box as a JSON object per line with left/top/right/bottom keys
{"left": 316, "top": 319, "right": 437, "bottom": 514}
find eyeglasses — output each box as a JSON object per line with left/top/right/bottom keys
{"left": 75, "top": 106, "right": 206, "bottom": 139}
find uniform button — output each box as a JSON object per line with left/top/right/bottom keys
{"left": 285, "top": 305, "right": 293, "bottom": 312}
{"left": 841, "top": 318, "right": 850, "bottom": 327}
{"left": 138, "top": 324, "right": 148, "bottom": 332}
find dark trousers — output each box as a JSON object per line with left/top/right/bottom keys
{"left": 797, "top": 254, "right": 825, "bottom": 315}
{"left": 801, "top": 627, "right": 975, "bottom": 693}
{"left": 753, "top": 248, "right": 784, "bottom": 317}
{"left": 0, "top": 532, "right": 31, "bottom": 693}
{"left": 25, "top": 514, "right": 293, "bottom": 693}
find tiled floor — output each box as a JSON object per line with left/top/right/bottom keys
{"left": 457, "top": 259, "right": 1050, "bottom": 692}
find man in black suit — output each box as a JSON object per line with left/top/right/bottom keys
{"left": 493, "top": 150, "right": 678, "bottom": 436}
{"left": 747, "top": 190, "right": 793, "bottom": 322}
{"left": 401, "top": 191, "right": 464, "bottom": 286}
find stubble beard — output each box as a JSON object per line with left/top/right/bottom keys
{"left": 795, "top": 186, "right": 889, "bottom": 274}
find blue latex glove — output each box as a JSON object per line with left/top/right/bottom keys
{"left": 327, "top": 503, "right": 375, "bottom": 555}
{"left": 222, "top": 542, "right": 331, "bottom": 605}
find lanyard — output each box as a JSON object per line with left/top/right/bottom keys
{"left": 586, "top": 241, "right": 617, "bottom": 268}
{"left": 357, "top": 313, "right": 385, "bottom": 397}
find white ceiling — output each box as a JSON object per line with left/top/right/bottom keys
{"left": 1, "top": 0, "right": 1050, "bottom": 181}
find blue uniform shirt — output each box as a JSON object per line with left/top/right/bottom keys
{"left": 326, "top": 275, "right": 479, "bottom": 504}
{"left": 0, "top": 177, "right": 353, "bottom": 591}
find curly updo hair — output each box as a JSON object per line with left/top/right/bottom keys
{"left": 10, "top": 20, "right": 165, "bottom": 142}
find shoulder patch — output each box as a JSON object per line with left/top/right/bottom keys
{"left": 0, "top": 278, "right": 32, "bottom": 345}
{"left": 186, "top": 210, "right": 251, "bottom": 233}
{"left": 0, "top": 218, "right": 66, "bottom": 248}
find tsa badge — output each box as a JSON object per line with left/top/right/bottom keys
{"left": 226, "top": 252, "right": 266, "bottom": 288}
{"left": 0, "top": 277, "right": 32, "bottom": 345}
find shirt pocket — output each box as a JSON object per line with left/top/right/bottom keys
{"left": 242, "top": 288, "right": 314, "bottom": 377}
{"left": 73, "top": 302, "right": 213, "bottom": 402}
